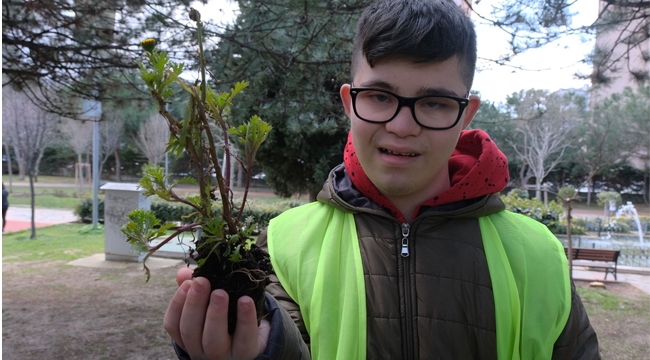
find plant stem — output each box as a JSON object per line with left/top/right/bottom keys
{"left": 194, "top": 99, "right": 237, "bottom": 234}
{"left": 169, "top": 190, "right": 204, "bottom": 214}
{"left": 145, "top": 222, "right": 202, "bottom": 256}
{"left": 196, "top": 17, "right": 207, "bottom": 103}
{"left": 236, "top": 170, "right": 252, "bottom": 224}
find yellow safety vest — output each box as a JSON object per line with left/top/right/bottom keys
{"left": 267, "top": 202, "right": 571, "bottom": 359}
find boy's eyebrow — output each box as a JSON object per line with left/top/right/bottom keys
{"left": 415, "top": 87, "right": 462, "bottom": 97}
{"left": 356, "top": 80, "right": 462, "bottom": 97}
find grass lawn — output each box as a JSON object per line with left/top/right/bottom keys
{"left": 2, "top": 223, "right": 104, "bottom": 262}
{"left": 2, "top": 175, "right": 305, "bottom": 211}
{"left": 6, "top": 186, "right": 100, "bottom": 209}
{"left": 2, "top": 174, "right": 77, "bottom": 184}
{"left": 576, "top": 282, "right": 650, "bottom": 358}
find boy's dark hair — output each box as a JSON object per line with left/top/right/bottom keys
{"left": 352, "top": 0, "right": 477, "bottom": 91}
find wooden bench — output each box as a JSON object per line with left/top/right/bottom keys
{"left": 564, "top": 248, "right": 621, "bottom": 280}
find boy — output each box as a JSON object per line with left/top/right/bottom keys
{"left": 164, "top": 0, "right": 600, "bottom": 358}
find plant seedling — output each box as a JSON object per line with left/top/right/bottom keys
{"left": 122, "top": 9, "right": 273, "bottom": 334}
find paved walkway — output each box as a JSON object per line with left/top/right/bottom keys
{"left": 572, "top": 266, "right": 650, "bottom": 294}
{"left": 3, "top": 206, "right": 77, "bottom": 233}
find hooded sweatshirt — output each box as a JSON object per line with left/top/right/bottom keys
{"left": 343, "top": 129, "right": 511, "bottom": 219}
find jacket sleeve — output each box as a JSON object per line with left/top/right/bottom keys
{"left": 551, "top": 281, "right": 601, "bottom": 359}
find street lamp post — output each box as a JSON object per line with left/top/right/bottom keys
{"left": 82, "top": 97, "right": 102, "bottom": 228}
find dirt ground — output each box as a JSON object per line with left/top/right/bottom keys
{"left": 3, "top": 259, "right": 650, "bottom": 359}
{"left": 574, "top": 281, "right": 650, "bottom": 359}
{"left": 2, "top": 259, "right": 183, "bottom": 360}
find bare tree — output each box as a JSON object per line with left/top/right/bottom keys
{"left": 2, "top": 0, "right": 197, "bottom": 117}
{"left": 469, "top": 0, "right": 650, "bottom": 85}
{"left": 507, "top": 89, "right": 584, "bottom": 199}
{"left": 134, "top": 112, "right": 169, "bottom": 166}
{"left": 2, "top": 86, "right": 60, "bottom": 238}
{"left": 97, "top": 111, "right": 125, "bottom": 180}
{"left": 61, "top": 117, "right": 93, "bottom": 192}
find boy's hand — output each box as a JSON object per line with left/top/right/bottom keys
{"left": 164, "top": 267, "right": 270, "bottom": 360}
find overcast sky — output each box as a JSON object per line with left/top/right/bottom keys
{"left": 472, "top": 0, "right": 597, "bottom": 103}
{"left": 192, "top": 0, "right": 598, "bottom": 104}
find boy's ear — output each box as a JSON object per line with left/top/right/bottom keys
{"left": 340, "top": 84, "right": 353, "bottom": 119}
{"left": 461, "top": 94, "right": 481, "bottom": 130}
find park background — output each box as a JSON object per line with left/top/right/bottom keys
{"left": 2, "top": 0, "right": 650, "bottom": 358}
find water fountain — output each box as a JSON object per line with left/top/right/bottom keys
{"left": 615, "top": 202, "right": 645, "bottom": 247}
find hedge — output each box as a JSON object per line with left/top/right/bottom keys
{"left": 75, "top": 199, "right": 287, "bottom": 230}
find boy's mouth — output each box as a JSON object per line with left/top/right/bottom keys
{"left": 379, "top": 147, "right": 419, "bottom": 157}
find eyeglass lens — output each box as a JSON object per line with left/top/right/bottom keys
{"left": 354, "top": 89, "right": 461, "bottom": 129}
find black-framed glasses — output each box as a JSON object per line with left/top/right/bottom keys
{"left": 349, "top": 87, "right": 470, "bottom": 130}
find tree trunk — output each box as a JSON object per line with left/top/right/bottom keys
{"left": 114, "top": 148, "right": 121, "bottom": 182}
{"left": 519, "top": 161, "right": 527, "bottom": 189}
{"left": 4, "top": 142, "right": 13, "bottom": 192}
{"left": 17, "top": 158, "right": 26, "bottom": 181}
{"left": 586, "top": 180, "right": 592, "bottom": 206}
{"left": 34, "top": 149, "right": 45, "bottom": 183}
{"left": 29, "top": 169, "right": 36, "bottom": 239}
{"left": 535, "top": 178, "right": 542, "bottom": 200}
{"left": 11, "top": 144, "right": 24, "bottom": 181}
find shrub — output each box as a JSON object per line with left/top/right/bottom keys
{"left": 615, "top": 215, "right": 649, "bottom": 234}
{"left": 596, "top": 191, "right": 622, "bottom": 207}
{"left": 552, "top": 220, "right": 587, "bottom": 235}
{"left": 501, "top": 192, "right": 565, "bottom": 232}
{"left": 151, "top": 203, "right": 196, "bottom": 224}
{"left": 212, "top": 207, "right": 284, "bottom": 233}
{"left": 77, "top": 198, "right": 291, "bottom": 230}
{"left": 603, "top": 219, "right": 630, "bottom": 233}
{"left": 507, "top": 188, "right": 529, "bottom": 199}
{"left": 74, "top": 199, "right": 105, "bottom": 223}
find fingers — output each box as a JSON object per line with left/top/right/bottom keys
{"left": 232, "top": 296, "right": 265, "bottom": 358}
{"left": 179, "top": 277, "right": 212, "bottom": 358}
{"left": 164, "top": 270, "right": 269, "bottom": 360}
{"left": 201, "top": 289, "right": 231, "bottom": 357}
{"left": 176, "top": 267, "right": 193, "bottom": 286}
{"left": 163, "top": 279, "right": 192, "bottom": 350}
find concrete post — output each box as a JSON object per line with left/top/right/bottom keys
{"left": 100, "top": 182, "right": 149, "bottom": 262}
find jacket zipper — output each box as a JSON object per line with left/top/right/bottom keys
{"left": 400, "top": 223, "right": 415, "bottom": 360}
{"left": 401, "top": 223, "right": 410, "bottom": 257}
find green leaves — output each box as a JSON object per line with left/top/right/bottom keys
{"left": 138, "top": 164, "right": 171, "bottom": 200}
{"left": 120, "top": 209, "right": 174, "bottom": 281}
{"left": 228, "top": 115, "right": 272, "bottom": 165}
{"left": 138, "top": 46, "right": 183, "bottom": 104}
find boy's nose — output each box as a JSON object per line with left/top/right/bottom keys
{"left": 385, "top": 105, "right": 421, "bottom": 137}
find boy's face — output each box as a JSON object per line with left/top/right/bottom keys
{"left": 340, "top": 57, "right": 480, "bottom": 207}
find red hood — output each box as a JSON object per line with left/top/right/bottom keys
{"left": 343, "top": 129, "right": 510, "bottom": 222}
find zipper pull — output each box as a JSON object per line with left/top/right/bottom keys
{"left": 401, "top": 223, "right": 410, "bottom": 257}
